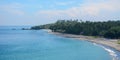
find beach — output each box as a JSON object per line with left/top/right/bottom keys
{"left": 46, "top": 29, "right": 120, "bottom": 52}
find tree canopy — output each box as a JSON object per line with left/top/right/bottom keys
{"left": 31, "top": 20, "right": 120, "bottom": 39}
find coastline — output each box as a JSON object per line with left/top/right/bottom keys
{"left": 46, "top": 29, "right": 120, "bottom": 52}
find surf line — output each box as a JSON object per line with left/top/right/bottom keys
{"left": 93, "top": 43, "right": 118, "bottom": 60}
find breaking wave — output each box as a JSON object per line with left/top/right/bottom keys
{"left": 93, "top": 43, "right": 118, "bottom": 60}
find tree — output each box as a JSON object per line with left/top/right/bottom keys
{"left": 31, "top": 20, "right": 120, "bottom": 39}
{"left": 104, "top": 26, "right": 120, "bottom": 39}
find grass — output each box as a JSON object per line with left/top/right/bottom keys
{"left": 91, "top": 36, "right": 102, "bottom": 38}
{"left": 117, "top": 40, "right": 120, "bottom": 44}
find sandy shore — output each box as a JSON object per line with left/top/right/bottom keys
{"left": 46, "top": 29, "right": 120, "bottom": 52}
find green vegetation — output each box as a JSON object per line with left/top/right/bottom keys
{"left": 118, "top": 40, "right": 120, "bottom": 44}
{"left": 31, "top": 20, "right": 120, "bottom": 39}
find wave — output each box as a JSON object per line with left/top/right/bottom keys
{"left": 93, "top": 43, "right": 119, "bottom": 60}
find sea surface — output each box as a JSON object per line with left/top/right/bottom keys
{"left": 0, "top": 26, "right": 120, "bottom": 60}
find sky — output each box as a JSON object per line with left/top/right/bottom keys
{"left": 0, "top": 0, "right": 120, "bottom": 26}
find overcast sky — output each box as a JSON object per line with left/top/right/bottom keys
{"left": 0, "top": 0, "right": 120, "bottom": 26}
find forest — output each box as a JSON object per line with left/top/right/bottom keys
{"left": 31, "top": 20, "right": 120, "bottom": 39}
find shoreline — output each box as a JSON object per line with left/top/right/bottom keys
{"left": 46, "top": 29, "right": 120, "bottom": 52}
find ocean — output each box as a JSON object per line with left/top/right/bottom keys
{"left": 0, "top": 26, "right": 119, "bottom": 60}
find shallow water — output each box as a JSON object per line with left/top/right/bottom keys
{"left": 0, "top": 26, "right": 119, "bottom": 60}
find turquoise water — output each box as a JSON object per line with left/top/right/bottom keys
{"left": 0, "top": 26, "right": 119, "bottom": 60}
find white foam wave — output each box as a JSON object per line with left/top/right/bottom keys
{"left": 93, "top": 43, "right": 118, "bottom": 60}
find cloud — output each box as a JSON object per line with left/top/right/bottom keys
{"left": 0, "top": 3, "right": 25, "bottom": 15}
{"left": 1, "top": 0, "right": 120, "bottom": 26}
{"left": 36, "top": 0, "right": 120, "bottom": 21}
